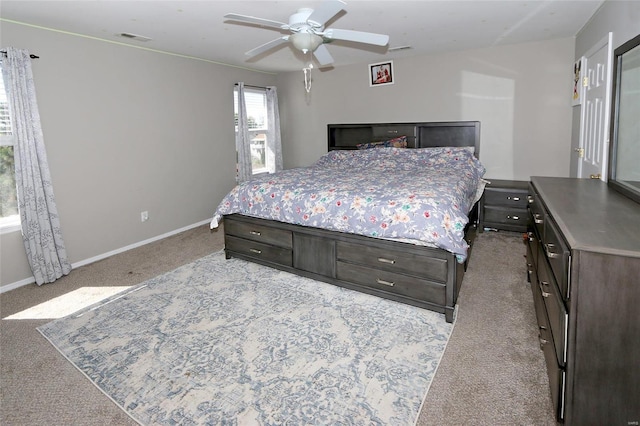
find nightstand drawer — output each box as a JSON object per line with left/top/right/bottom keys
{"left": 483, "top": 206, "right": 528, "bottom": 227}
{"left": 480, "top": 179, "right": 529, "bottom": 232}
{"left": 484, "top": 188, "right": 528, "bottom": 208}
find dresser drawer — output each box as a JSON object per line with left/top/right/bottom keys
{"left": 336, "top": 261, "right": 446, "bottom": 305}
{"left": 528, "top": 184, "right": 545, "bottom": 237}
{"left": 484, "top": 187, "right": 528, "bottom": 208}
{"left": 336, "top": 241, "right": 448, "bottom": 283}
{"left": 538, "top": 258, "right": 567, "bottom": 367}
{"left": 225, "top": 235, "right": 292, "bottom": 266}
{"left": 542, "top": 216, "right": 570, "bottom": 299}
{"left": 483, "top": 206, "right": 528, "bottom": 227}
{"left": 539, "top": 324, "right": 565, "bottom": 422}
{"left": 224, "top": 216, "right": 292, "bottom": 248}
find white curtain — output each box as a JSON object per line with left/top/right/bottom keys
{"left": 2, "top": 47, "right": 71, "bottom": 285}
{"left": 266, "top": 86, "right": 283, "bottom": 173}
{"left": 235, "top": 82, "right": 252, "bottom": 183}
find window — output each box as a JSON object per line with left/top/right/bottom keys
{"left": 0, "top": 63, "right": 20, "bottom": 232}
{"left": 234, "top": 87, "right": 271, "bottom": 175}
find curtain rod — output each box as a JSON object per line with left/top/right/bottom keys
{"left": 234, "top": 83, "right": 267, "bottom": 90}
{"left": 0, "top": 50, "right": 39, "bottom": 59}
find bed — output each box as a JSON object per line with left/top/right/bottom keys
{"left": 211, "top": 121, "right": 484, "bottom": 322}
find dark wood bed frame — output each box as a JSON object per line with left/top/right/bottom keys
{"left": 223, "top": 121, "right": 481, "bottom": 322}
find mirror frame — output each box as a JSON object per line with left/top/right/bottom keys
{"left": 608, "top": 33, "right": 640, "bottom": 204}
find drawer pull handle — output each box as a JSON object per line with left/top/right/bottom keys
{"left": 249, "top": 231, "right": 261, "bottom": 236}
{"left": 508, "top": 196, "right": 521, "bottom": 201}
{"left": 544, "top": 243, "right": 559, "bottom": 259}
{"left": 507, "top": 215, "right": 520, "bottom": 220}
{"left": 539, "top": 282, "right": 551, "bottom": 298}
{"left": 539, "top": 337, "right": 548, "bottom": 348}
{"left": 539, "top": 325, "right": 547, "bottom": 331}
{"left": 377, "top": 257, "right": 396, "bottom": 265}
{"left": 376, "top": 278, "right": 395, "bottom": 287}
{"left": 533, "top": 213, "right": 543, "bottom": 224}
{"left": 249, "top": 248, "right": 262, "bottom": 255}
{"left": 527, "top": 195, "right": 534, "bottom": 204}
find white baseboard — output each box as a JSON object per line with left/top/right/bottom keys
{"left": 0, "top": 219, "right": 211, "bottom": 294}
{"left": 0, "top": 276, "right": 37, "bottom": 294}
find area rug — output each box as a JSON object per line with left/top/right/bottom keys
{"left": 38, "top": 251, "right": 454, "bottom": 425}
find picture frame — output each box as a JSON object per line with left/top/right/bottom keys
{"left": 369, "top": 61, "right": 394, "bottom": 87}
{"left": 572, "top": 57, "right": 584, "bottom": 105}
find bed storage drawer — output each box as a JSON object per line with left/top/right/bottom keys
{"left": 335, "top": 261, "right": 446, "bottom": 305}
{"left": 225, "top": 235, "right": 292, "bottom": 266}
{"left": 224, "top": 217, "right": 293, "bottom": 248}
{"left": 336, "top": 241, "right": 448, "bottom": 283}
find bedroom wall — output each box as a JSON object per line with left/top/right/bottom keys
{"left": 0, "top": 22, "right": 276, "bottom": 289}
{"left": 569, "top": 0, "right": 640, "bottom": 177}
{"left": 276, "top": 37, "right": 574, "bottom": 182}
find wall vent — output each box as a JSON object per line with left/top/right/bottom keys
{"left": 388, "top": 45, "right": 412, "bottom": 52}
{"left": 119, "top": 33, "right": 152, "bottom": 42}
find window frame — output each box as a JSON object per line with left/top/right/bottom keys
{"left": 234, "top": 86, "right": 273, "bottom": 176}
{"left": 0, "top": 63, "right": 20, "bottom": 234}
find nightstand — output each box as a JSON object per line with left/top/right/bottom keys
{"left": 479, "top": 179, "right": 528, "bottom": 232}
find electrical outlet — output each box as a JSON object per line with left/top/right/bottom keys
{"left": 140, "top": 211, "right": 149, "bottom": 222}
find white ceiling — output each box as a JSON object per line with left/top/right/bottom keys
{"left": 1, "top": 0, "right": 605, "bottom": 73}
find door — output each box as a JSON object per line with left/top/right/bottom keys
{"left": 577, "top": 33, "right": 613, "bottom": 180}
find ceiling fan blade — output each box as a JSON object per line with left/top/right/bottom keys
{"left": 307, "top": 0, "right": 346, "bottom": 27}
{"left": 224, "top": 13, "right": 289, "bottom": 30}
{"left": 313, "top": 44, "right": 334, "bottom": 66}
{"left": 323, "top": 28, "right": 389, "bottom": 46}
{"left": 245, "top": 36, "right": 290, "bottom": 58}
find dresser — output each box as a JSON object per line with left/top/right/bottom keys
{"left": 525, "top": 177, "right": 640, "bottom": 425}
{"left": 479, "top": 179, "right": 528, "bottom": 232}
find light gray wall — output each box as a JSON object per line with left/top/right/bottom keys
{"left": 570, "top": 0, "right": 640, "bottom": 177}
{"left": 0, "top": 22, "right": 276, "bottom": 287}
{"left": 276, "top": 38, "right": 575, "bottom": 183}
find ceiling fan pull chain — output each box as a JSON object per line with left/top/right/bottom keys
{"left": 303, "top": 67, "right": 312, "bottom": 93}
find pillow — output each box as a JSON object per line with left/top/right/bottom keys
{"left": 356, "top": 135, "right": 407, "bottom": 149}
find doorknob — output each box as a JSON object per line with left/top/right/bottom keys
{"left": 574, "top": 147, "right": 584, "bottom": 158}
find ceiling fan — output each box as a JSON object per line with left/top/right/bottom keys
{"left": 224, "top": 0, "right": 390, "bottom": 67}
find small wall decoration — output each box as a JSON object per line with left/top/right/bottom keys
{"left": 369, "top": 61, "right": 394, "bottom": 87}
{"left": 572, "top": 57, "right": 584, "bottom": 105}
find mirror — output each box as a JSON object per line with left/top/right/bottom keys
{"left": 608, "top": 33, "right": 640, "bottom": 203}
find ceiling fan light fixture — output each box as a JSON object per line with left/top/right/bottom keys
{"left": 290, "top": 32, "right": 323, "bottom": 53}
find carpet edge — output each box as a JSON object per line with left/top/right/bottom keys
{"left": 412, "top": 304, "right": 458, "bottom": 426}
{"left": 36, "top": 327, "right": 144, "bottom": 426}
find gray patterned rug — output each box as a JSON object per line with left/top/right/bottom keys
{"left": 38, "top": 251, "right": 454, "bottom": 425}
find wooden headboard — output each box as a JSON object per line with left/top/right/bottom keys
{"left": 328, "top": 121, "right": 480, "bottom": 157}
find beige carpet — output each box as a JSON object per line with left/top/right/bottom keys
{"left": 0, "top": 224, "right": 556, "bottom": 425}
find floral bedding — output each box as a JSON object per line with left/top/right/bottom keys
{"left": 211, "top": 147, "right": 486, "bottom": 262}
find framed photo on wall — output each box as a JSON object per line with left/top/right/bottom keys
{"left": 369, "top": 61, "right": 394, "bottom": 87}
{"left": 572, "top": 57, "right": 584, "bottom": 105}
